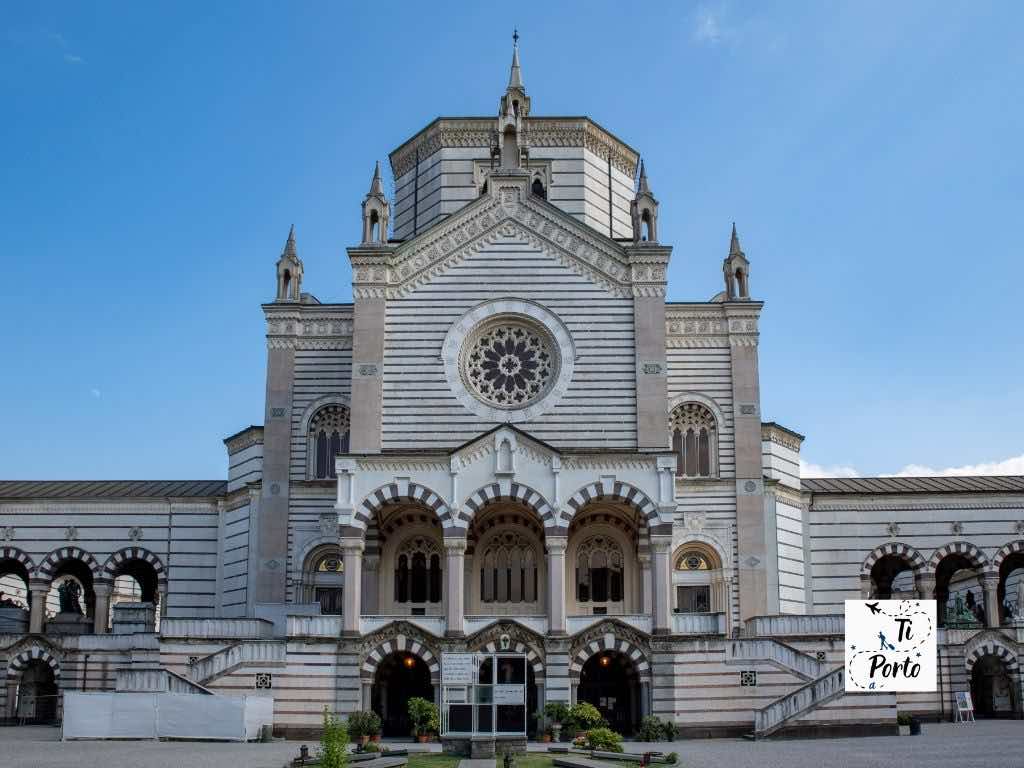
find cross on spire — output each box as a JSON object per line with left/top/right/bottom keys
{"left": 513, "top": 29, "right": 519, "bottom": 46}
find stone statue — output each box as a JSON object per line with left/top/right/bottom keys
{"left": 1017, "top": 585, "right": 1024, "bottom": 621}
{"left": 57, "top": 580, "right": 82, "bottom": 615}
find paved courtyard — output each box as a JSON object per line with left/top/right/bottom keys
{"left": 2, "top": 721, "right": 1023, "bottom": 768}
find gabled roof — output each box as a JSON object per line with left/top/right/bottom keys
{"left": 803, "top": 476, "right": 1024, "bottom": 494}
{"left": 0, "top": 480, "right": 227, "bottom": 500}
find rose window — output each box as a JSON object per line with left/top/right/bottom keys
{"left": 463, "top": 321, "right": 555, "bottom": 408}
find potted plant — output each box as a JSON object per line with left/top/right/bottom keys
{"left": 568, "top": 702, "right": 603, "bottom": 738}
{"left": 348, "top": 710, "right": 367, "bottom": 745}
{"left": 544, "top": 701, "right": 569, "bottom": 743}
{"left": 638, "top": 715, "right": 662, "bottom": 742}
{"left": 365, "top": 711, "right": 382, "bottom": 742}
{"left": 407, "top": 696, "right": 438, "bottom": 743}
{"left": 897, "top": 712, "right": 912, "bottom": 736}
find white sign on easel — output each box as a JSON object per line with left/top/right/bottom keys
{"left": 954, "top": 691, "right": 975, "bottom": 723}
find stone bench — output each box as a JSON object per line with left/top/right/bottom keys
{"left": 591, "top": 751, "right": 664, "bottom": 763}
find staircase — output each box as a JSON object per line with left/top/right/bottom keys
{"left": 753, "top": 666, "right": 845, "bottom": 738}
{"left": 725, "top": 638, "right": 826, "bottom": 680}
{"left": 189, "top": 641, "right": 287, "bottom": 686}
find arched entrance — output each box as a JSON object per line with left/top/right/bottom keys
{"left": 13, "top": 660, "right": 59, "bottom": 723}
{"left": 971, "top": 654, "right": 1018, "bottom": 718}
{"left": 371, "top": 652, "right": 434, "bottom": 737}
{"left": 869, "top": 555, "right": 917, "bottom": 600}
{"left": 578, "top": 651, "right": 642, "bottom": 735}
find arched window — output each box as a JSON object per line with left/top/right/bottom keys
{"left": 531, "top": 178, "right": 546, "bottom": 199}
{"left": 394, "top": 537, "right": 442, "bottom": 604}
{"left": 479, "top": 532, "right": 538, "bottom": 604}
{"left": 670, "top": 403, "right": 718, "bottom": 478}
{"left": 673, "top": 543, "right": 724, "bottom": 614}
{"left": 300, "top": 547, "right": 344, "bottom": 615}
{"left": 308, "top": 405, "right": 351, "bottom": 479}
{"left": 575, "top": 536, "right": 624, "bottom": 605}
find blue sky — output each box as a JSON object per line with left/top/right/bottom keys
{"left": 1, "top": 2, "right": 1021, "bottom": 480}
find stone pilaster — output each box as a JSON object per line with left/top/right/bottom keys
{"left": 982, "top": 574, "right": 1001, "bottom": 628}
{"left": 444, "top": 537, "right": 468, "bottom": 637}
{"left": 624, "top": 245, "right": 671, "bottom": 451}
{"left": 638, "top": 553, "right": 653, "bottom": 616}
{"left": 340, "top": 537, "right": 364, "bottom": 636}
{"left": 93, "top": 581, "right": 112, "bottom": 634}
{"left": 725, "top": 302, "right": 766, "bottom": 622}
{"left": 651, "top": 535, "right": 672, "bottom": 634}
{"left": 29, "top": 580, "right": 48, "bottom": 634}
{"left": 546, "top": 535, "right": 568, "bottom": 635}
{"left": 257, "top": 307, "right": 297, "bottom": 604}
{"left": 347, "top": 247, "right": 393, "bottom": 453}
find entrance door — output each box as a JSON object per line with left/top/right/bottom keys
{"left": 578, "top": 651, "right": 641, "bottom": 735}
{"left": 17, "top": 660, "right": 58, "bottom": 723}
{"left": 971, "top": 655, "right": 1017, "bottom": 718}
{"left": 372, "top": 653, "right": 434, "bottom": 737}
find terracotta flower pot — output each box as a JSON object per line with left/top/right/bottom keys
{"left": 371, "top": 735, "right": 381, "bottom": 743}
{"left": 417, "top": 734, "right": 429, "bottom": 743}
{"left": 541, "top": 734, "right": 551, "bottom": 743}
{"left": 360, "top": 736, "right": 370, "bottom": 746}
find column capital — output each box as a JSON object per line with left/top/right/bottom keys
{"left": 29, "top": 579, "right": 50, "bottom": 593}
{"left": 546, "top": 536, "right": 568, "bottom": 554}
{"left": 980, "top": 572, "right": 1000, "bottom": 587}
{"left": 93, "top": 582, "right": 114, "bottom": 597}
{"left": 649, "top": 534, "right": 673, "bottom": 553}
{"left": 637, "top": 553, "right": 652, "bottom": 566}
{"left": 443, "top": 538, "right": 468, "bottom": 554}
{"left": 339, "top": 537, "right": 365, "bottom": 554}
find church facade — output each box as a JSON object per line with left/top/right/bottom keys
{"left": 2, "top": 44, "right": 1023, "bottom": 739}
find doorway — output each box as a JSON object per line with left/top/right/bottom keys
{"left": 371, "top": 653, "right": 434, "bottom": 737}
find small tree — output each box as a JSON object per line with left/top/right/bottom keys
{"left": 567, "top": 701, "right": 603, "bottom": 733}
{"left": 407, "top": 696, "right": 439, "bottom": 738}
{"left": 319, "top": 708, "right": 349, "bottom": 768}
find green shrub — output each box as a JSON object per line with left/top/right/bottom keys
{"left": 897, "top": 712, "right": 913, "bottom": 726}
{"left": 347, "top": 711, "right": 366, "bottom": 741}
{"left": 407, "top": 696, "right": 439, "bottom": 737}
{"left": 318, "top": 708, "right": 349, "bottom": 768}
{"left": 363, "top": 710, "right": 381, "bottom": 737}
{"left": 660, "top": 719, "right": 678, "bottom": 742}
{"left": 665, "top": 752, "right": 678, "bottom": 764}
{"left": 584, "top": 727, "right": 624, "bottom": 753}
{"left": 568, "top": 701, "right": 603, "bottom": 732}
{"left": 638, "top": 715, "right": 663, "bottom": 742}
{"left": 362, "top": 741, "right": 380, "bottom": 753}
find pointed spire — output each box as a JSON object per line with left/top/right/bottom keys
{"left": 369, "top": 161, "right": 384, "bottom": 197}
{"left": 283, "top": 223, "right": 297, "bottom": 258}
{"left": 729, "top": 222, "right": 744, "bottom": 257}
{"left": 508, "top": 31, "right": 523, "bottom": 89}
{"left": 637, "top": 159, "right": 650, "bottom": 195}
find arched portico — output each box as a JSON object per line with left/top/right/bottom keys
{"left": 569, "top": 626, "right": 651, "bottom": 734}
{"left": 4, "top": 645, "right": 61, "bottom": 721}
{"left": 860, "top": 542, "right": 928, "bottom": 600}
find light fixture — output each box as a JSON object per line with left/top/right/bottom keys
{"left": 404, "top": 656, "right": 416, "bottom": 669}
{"left": 599, "top": 655, "right": 611, "bottom": 667}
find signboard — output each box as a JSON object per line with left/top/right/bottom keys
{"left": 494, "top": 684, "right": 524, "bottom": 705}
{"left": 844, "top": 600, "right": 937, "bottom": 693}
{"left": 954, "top": 691, "right": 975, "bottom": 723}
{"left": 441, "top": 653, "right": 477, "bottom": 685}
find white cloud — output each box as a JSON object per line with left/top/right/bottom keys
{"left": 800, "top": 459, "right": 860, "bottom": 479}
{"left": 64, "top": 53, "right": 83, "bottom": 64}
{"left": 693, "top": 7, "right": 721, "bottom": 44}
{"left": 90, "top": 388, "right": 101, "bottom": 399}
{"left": 799, "top": 453, "right": 1024, "bottom": 478}
{"left": 886, "top": 454, "right": 1024, "bottom": 478}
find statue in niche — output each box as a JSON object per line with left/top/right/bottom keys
{"left": 57, "top": 579, "right": 82, "bottom": 615}
{"left": 1016, "top": 584, "right": 1024, "bottom": 622}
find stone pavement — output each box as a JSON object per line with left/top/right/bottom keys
{"left": 3, "top": 722, "right": 1024, "bottom": 768}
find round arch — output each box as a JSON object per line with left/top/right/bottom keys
{"left": 569, "top": 634, "right": 650, "bottom": 682}
{"left": 355, "top": 481, "right": 455, "bottom": 533}
{"left": 667, "top": 392, "right": 726, "bottom": 431}
{"left": 462, "top": 482, "right": 557, "bottom": 529}
{"left": 7, "top": 645, "right": 61, "bottom": 680}
{"left": 992, "top": 541, "right": 1024, "bottom": 574}
{"left": 298, "top": 393, "right": 352, "bottom": 436}
{"left": 861, "top": 542, "right": 927, "bottom": 578}
{"left": 965, "top": 636, "right": 1019, "bottom": 676}
{"left": 673, "top": 535, "right": 730, "bottom": 572}
{"left": 565, "top": 480, "right": 659, "bottom": 527}
{"left": 101, "top": 547, "right": 166, "bottom": 589}
{"left": 37, "top": 546, "right": 101, "bottom": 581}
{"left": 360, "top": 635, "right": 441, "bottom": 683}
{"left": 0, "top": 546, "right": 36, "bottom": 575}
{"left": 928, "top": 542, "right": 990, "bottom": 572}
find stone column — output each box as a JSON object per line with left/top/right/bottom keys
{"left": 638, "top": 554, "right": 653, "bottom": 616}
{"left": 362, "top": 555, "right": 379, "bottom": 616}
{"left": 651, "top": 535, "right": 673, "bottom": 634}
{"left": 93, "top": 582, "right": 112, "bottom": 634}
{"left": 982, "top": 574, "right": 1001, "bottom": 628}
{"left": 444, "top": 537, "right": 467, "bottom": 637}
{"left": 915, "top": 573, "right": 936, "bottom": 602}
{"left": 860, "top": 574, "right": 873, "bottom": 599}
{"left": 547, "top": 536, "right": 568, "bottom": 635}
{"left": 29, "top": 580, "right": 48, "bottom": 634}
{"left": 341, "top": 538, "right": 364, "bottom": 636}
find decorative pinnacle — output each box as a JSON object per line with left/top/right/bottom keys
{"left": 508, "top": 30, "right": 523, "bottom": 89}
{"left": 283, "top": 224, "right": 297, "bottom": 258}
{"left": 729, "top": 223, "right": 744, "bottom": 257}
{"left": 637, "top": 159, "right": 650, "bottom": 195}
{"left": 369, "top": 161, "right": 384, "bottom": 196}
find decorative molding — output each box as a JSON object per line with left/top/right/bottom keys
{"left": 860, "top": 542, "right": 927, "bottom": 577}
{"left": 812, "top": 501, "right": 1024, "bottom": 512}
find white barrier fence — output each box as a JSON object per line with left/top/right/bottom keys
{"left": 62, "top": 691, "right": 273, "bottom": 742}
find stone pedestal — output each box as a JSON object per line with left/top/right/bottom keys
{"left": 46, "top": 612, "right": 92, "bottom": 635}
{"left": 0, "top": 606, "right": 29, "bottom": 633}
{"left": 112, "top": 602, "right": 156, "bottom": 634}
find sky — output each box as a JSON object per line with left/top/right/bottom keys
{"left": 1, "top": 2, "right": 1021, "bottom": 481}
